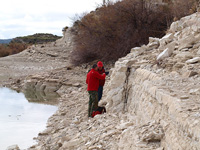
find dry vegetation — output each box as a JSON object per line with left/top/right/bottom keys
{"left": 0, "top": 33, "right": 61, "bottom": 58}
{"left": 0, "top": 43, "right": 29, "bottom": 57}
{"left": 71, "top": 0, "right": 199, "bottom": 65}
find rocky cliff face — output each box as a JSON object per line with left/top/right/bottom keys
{"left": 104, "top": 12, "right": 200, "bottom": 149}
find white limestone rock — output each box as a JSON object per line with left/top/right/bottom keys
{"left": 189, "top": 88, "right": 200, "bottom": 95}
{"left": 159, "top": 33, "right": 174, "bottom": 48}
{"left": 147, "top": 42, "right": 160, "bottom": 50}
{"left": 186, "top": 57, "right": 200, "bottom": 64}
{"left": 6, "top": 145, "right": 20, "bottom": 150}
{"left": 174, "top": 52, "right": 194, "bottom": 61}
{"left": 131, "top": 46, "right": 146, "bottom": 57}
{"left": 178, "top": 34, "right": 200, "bottom": 50}
{"left": 157, "top": 41, "right": 176, "bottom": 61}
{"left": 149, "top": 37, "right": 160, "bottom": 43}
{"left": 157, "top": 48, "right": 169, "bottom": 61}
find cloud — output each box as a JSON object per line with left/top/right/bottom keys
{"left": 0, "top": 0, "right": 105, "bottom": 39}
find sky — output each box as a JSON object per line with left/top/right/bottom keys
{"left": 0, "top": 0, "right": 111, "bottom": 39}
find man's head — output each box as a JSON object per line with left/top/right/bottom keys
{"left": 92, "top": 64, "right": 98, "bottom": 71}
{"left": 97, "top": 61, "right": 103, "bottom": 70}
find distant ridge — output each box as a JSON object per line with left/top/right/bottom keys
{"left": 12, "top": 33, "right": 62, "bottom": 44}
{"left": 0, "top": 39, "right": 12, "bottom": 44}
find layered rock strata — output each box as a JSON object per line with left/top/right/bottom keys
{"left": 104, "top": 12, "right": 200, "bottom": 149}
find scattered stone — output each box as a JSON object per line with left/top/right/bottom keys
{"left": 174, "top": 52, "right": 194, "bottom": 61}
{"left": 174, "top": 63, "right": 184, "bottom": 69}
{"left": 149, "top": 37, "right": 160, "bottom": 43}
{"left": 63, "top": 139, "right": 83, "bottom": 149}
{"left": 181, "top": 48, "right": 189, "bottom": 51}
{"left": 131, "top": 46, "right": 146, "bottom": 57}
{"left": 157, "top": 41, "right": 176, "bottom": 62}
{"left": 16, "top": 79, "right": 20, "bottom": 83}
{"left": 180, "top": 95, "right": 189, "bottom": 99}
{"left": 159, "top": 33, "right": 174, "bottom": 47}
{"left": 38, "top": 131, "right": 49, "bottom": 136}
{"left": 157, "top": 48, "right": 170, "bottom": 62}
{"left": 147, "top": 41, "right": 159, "bottom": 50}
{"left": 156, "top": 147, "right": 164, "bottom": 150}
{"left": 66, "top": 66, "right": 72, "bottom": 70}
{"left": 189, "top": 89, "right": 200, "bottom": 95}
{"left": 186, "top": 57, "right": 200, "bottom": 64}
{"left": 30, "top": 145, "right": 36, "bottom": 149}
{"left": 178, "top": 34, "right": 196, "bottom": 50}
{"left": 73, "top": 83, "right": 81, "bottom": 87}
{"left": 46, "top": 52, "right": 59, "bottom": 57}
{"left": 182, "top": 71, "right": 198, "bottom": 78}
{"left": 6, "top": 145, "right": 20, "bottom": 150}
{"left": 88, "top": 145, "right": 102, "bottom": 150}
{"left": 58, "top": 142, "right": 63, "bottom": 147}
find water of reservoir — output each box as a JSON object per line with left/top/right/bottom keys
{"left": 0, "top": 87, "right": 58, "bottom": 150}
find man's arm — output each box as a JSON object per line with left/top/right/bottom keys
{"left": 94, "top": 71, "right": 106, "bottom": 80}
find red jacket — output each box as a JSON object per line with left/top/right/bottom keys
{"left": 86, "top": 69, "right": 106, "bottom": 91}
{"left": 98, "top": 68, "right": 105, "bottom": 86}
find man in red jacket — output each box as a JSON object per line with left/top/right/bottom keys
{"left": 86, "top": 64, "right": 106, "bottom": 117}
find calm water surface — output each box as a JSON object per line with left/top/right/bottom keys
{"left": 0, "top": 87, "right": 58, "bottom": 150}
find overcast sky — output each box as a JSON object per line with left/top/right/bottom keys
{"left": 0, "top": 0, "right": 111, "bottom": 39}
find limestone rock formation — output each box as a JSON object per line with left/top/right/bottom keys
{"left": 104, "top": 12, "right": 200, "bottom": 150}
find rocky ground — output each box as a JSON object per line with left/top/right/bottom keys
{"left": 0, "top": 30, "right": 73, "bottom": 87}
{"left": 2, "top": 13, "right": 200, "bottom": 150}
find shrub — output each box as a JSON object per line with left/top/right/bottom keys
{"left": 0, "top": 45, "right": 10, "bottom": 57}
{"left": 71, "top": 0, "right": 198, "bottom": 65}
{"left": 0, "top": 33, "right": 60, "bottom": 57}
{"left": 0, "top": 43, "right": 29, "bottom": 57}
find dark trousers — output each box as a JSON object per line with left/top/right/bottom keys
{"left": 88, "top": 91, "right": 98, "bottom": 117}
{"left": 98, "top": 86, "right": 103, "bottom": 101}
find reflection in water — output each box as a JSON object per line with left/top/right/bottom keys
{"left": 0, "top": 87, "right": 58, "bottom": 150}
{"left": 23, "top": 87, "right": 60, "bottom": 105}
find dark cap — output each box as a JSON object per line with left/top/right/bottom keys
{"left": 92, "top": 64, "right": 97, "bottom": 69}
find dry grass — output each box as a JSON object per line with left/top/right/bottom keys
{"left": 0, "top": 43, "right": 29, "bottom": 57}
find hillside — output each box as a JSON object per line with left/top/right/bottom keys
{"left": 11, "top": 33, "right": 62, "bottom": 44}
{"left": 0, "top": 34, "right": 62, "bottom": 58}
{"left": 0, "top": 39, "right": 12, "bottom": 44}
